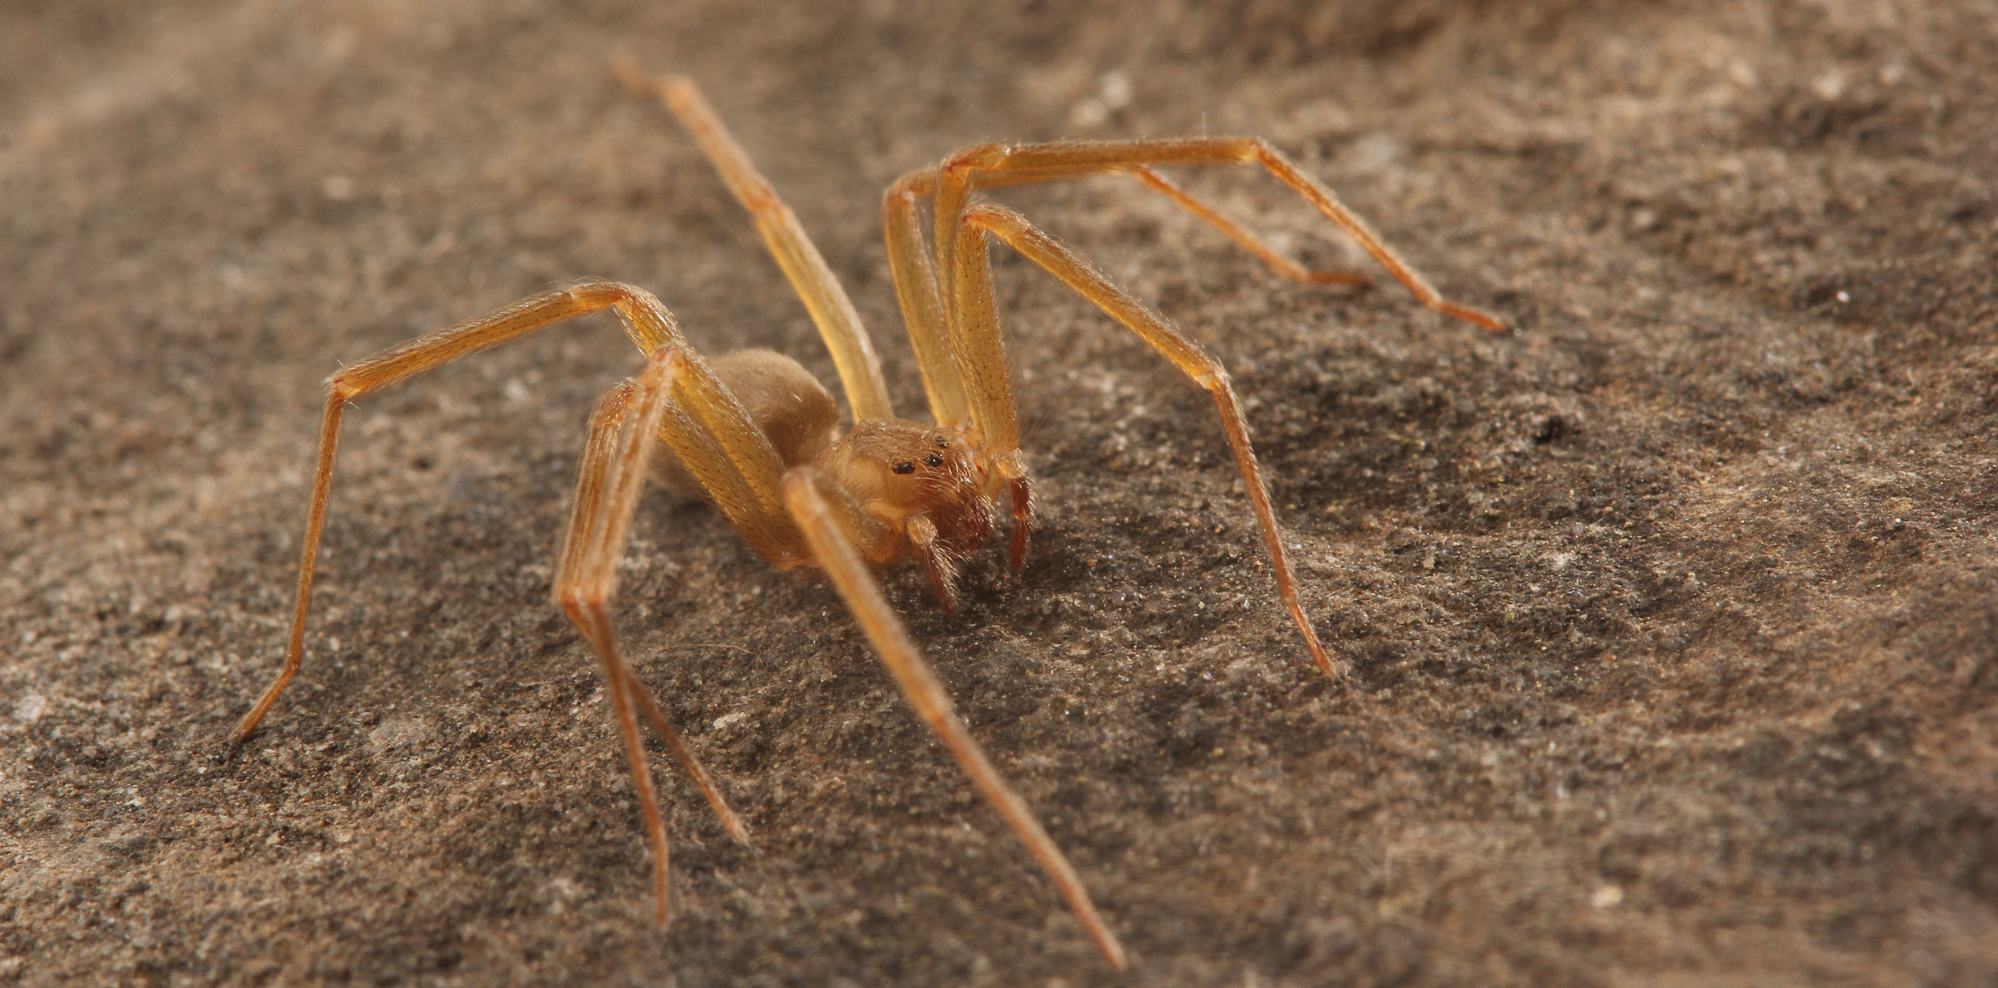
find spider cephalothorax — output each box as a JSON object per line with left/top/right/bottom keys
{"left": 822, "top": 418, "right": 994, "bottom": 607}
{"left": 231, "top": 68, "right": 1508, "bottom": 970}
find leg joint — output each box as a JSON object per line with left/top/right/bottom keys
{"left": 565, "top": 279, "right": 643, "bottom": 307}
{"left": 943, "top": 143, "right": 1006, "bottom": 176}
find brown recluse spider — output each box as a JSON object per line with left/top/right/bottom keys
{"left": 230, "top": 65, "right": 1509, "bottom": 969}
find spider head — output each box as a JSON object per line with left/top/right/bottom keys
{"left": 828, "top": 420, "right": 993, "bottom": 559}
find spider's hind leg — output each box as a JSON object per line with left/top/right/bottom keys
{"left": 619, "top": 62, "right": 895, "bottom": 424}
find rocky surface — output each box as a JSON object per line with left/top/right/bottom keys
{"left": 4, "top": 1, "right": 1996, "bottom": 984}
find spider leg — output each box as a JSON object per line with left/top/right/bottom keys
{"left": 951, "top": 203, "right": 1339, "bottom": 679}
{"left": 894, "top": 163, "right": 1371, "bottom": 289}
{"left": 901, "top": 136, "right": 1508, "bottom": 336}
{"left": 619, "top": 64, "right": 894, "bottom": 423}
{"left": 884, "top": 178, "right": 973, "bottom": 431}
{"left": 1124, "top": 165, "right": 1372, "bottom": 286}
{"left": 236, "top": 281, "right": 702, "bottom": 740}
{"left": 559, "top": 363, "right": 752, "bottom": 859}
{"left": 891, "top": 185, "right": 1037, "bottom": 573}
{"left": 552, "top": 352, "right": 683, "bottom": 923}
{"left": 782, "top": 467, "right": 1128, "bottom": 970}
{"left": 648, "top": 349, "right": 804, "bottom": 563}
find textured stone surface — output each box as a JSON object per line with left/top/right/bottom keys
{"left": 4, "top": 1, "right": 1996, "bottom": 984}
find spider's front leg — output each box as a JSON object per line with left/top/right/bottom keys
{"left": 783, "top": 467, "right": 1128, "bottom": 970}
{"left": 943, "top": 202, "right": 1340, "bottom": 678}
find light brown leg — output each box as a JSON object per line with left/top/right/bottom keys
{"left": 626, "top": 674, "right": 751, "bottom": 846}
{"left": 236, "top": 283, "right": 658, "bottom": 740}
{"left": 884, "top": 175, "right": 973, "bottom": 431}
{"left": 234, "top": 280, "right": 804, "bottom": 736}
{"left": 915, "top": 160, "right": 1374, "bottom": 288}
{"left": 902, "top": 136, "right": 1509, "bottom": 334}
{"left": 559, "top": 370, "right": 752, "bottom": 855}
{"left": 617, "top": 64, "right": 895, "bottom": 423}
{"left": 555, "top": 347, "right": 760, "bottom": 923}
{"left": 555, "top": 361, "right": 676, "bottom": 923}
{"left": 782, "top": 467, "right": 1129, "bottom": 970}
{"left": 1126, "top": 166, "right": 1372, "bottom": 286}
{"left": 651, "top": 352, "right": 801, "bottom": 563}
{"left": 953, "top": 204, "right": 1339, "bottom": 679}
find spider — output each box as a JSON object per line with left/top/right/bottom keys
{"left": 231, "top": 67, "right": 1508, "bottom": 970}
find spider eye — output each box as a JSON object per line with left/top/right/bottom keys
{"left": 924, "top": 453, "right": 945, "bottom": 468}
{"left": 892, "top": 461, "right": 916, "bottom": 475}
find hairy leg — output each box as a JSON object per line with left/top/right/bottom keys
{"left": 618, "top": 65, "right": 894, "bottom": 423}
{"left": 883, "top": 177, "right": 973, "bottom": 430}
{"left": 560, "top": 366, "right": 752, "bottom": 856}
{"left": 236, "top": 283, "right": 659, "bottom": 739}
{"left": 950, "top": 203, "right": 1338, "bottom": 678}
{"left": 896, "top": 135, "right": 1508, "bottom": 338}
{"left": 782, "top": 467, "right": 1128, "bottom": 969}
{"left": 554, "top": 356, "right": 680, "bottom": 923}
{"left": 1125, "top": 165, "right": 1373, "bottom": 286}
{"left": 234, "top": 280, "right": 806, "bottom": 733}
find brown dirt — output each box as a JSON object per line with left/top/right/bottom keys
{"left": 4, "top": 1, "right": 1997, "bottom": 985}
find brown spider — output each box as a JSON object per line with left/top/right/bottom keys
{"left": 231, "top": 67, "right": 1508, "bottom": 969}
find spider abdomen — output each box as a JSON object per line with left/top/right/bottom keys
{"left": 650, "top": 348, "right": 839, "bottom": 496}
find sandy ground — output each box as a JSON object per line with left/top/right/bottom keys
{"left": 4, "top": 1, "right": 1997, "bottom": 985}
